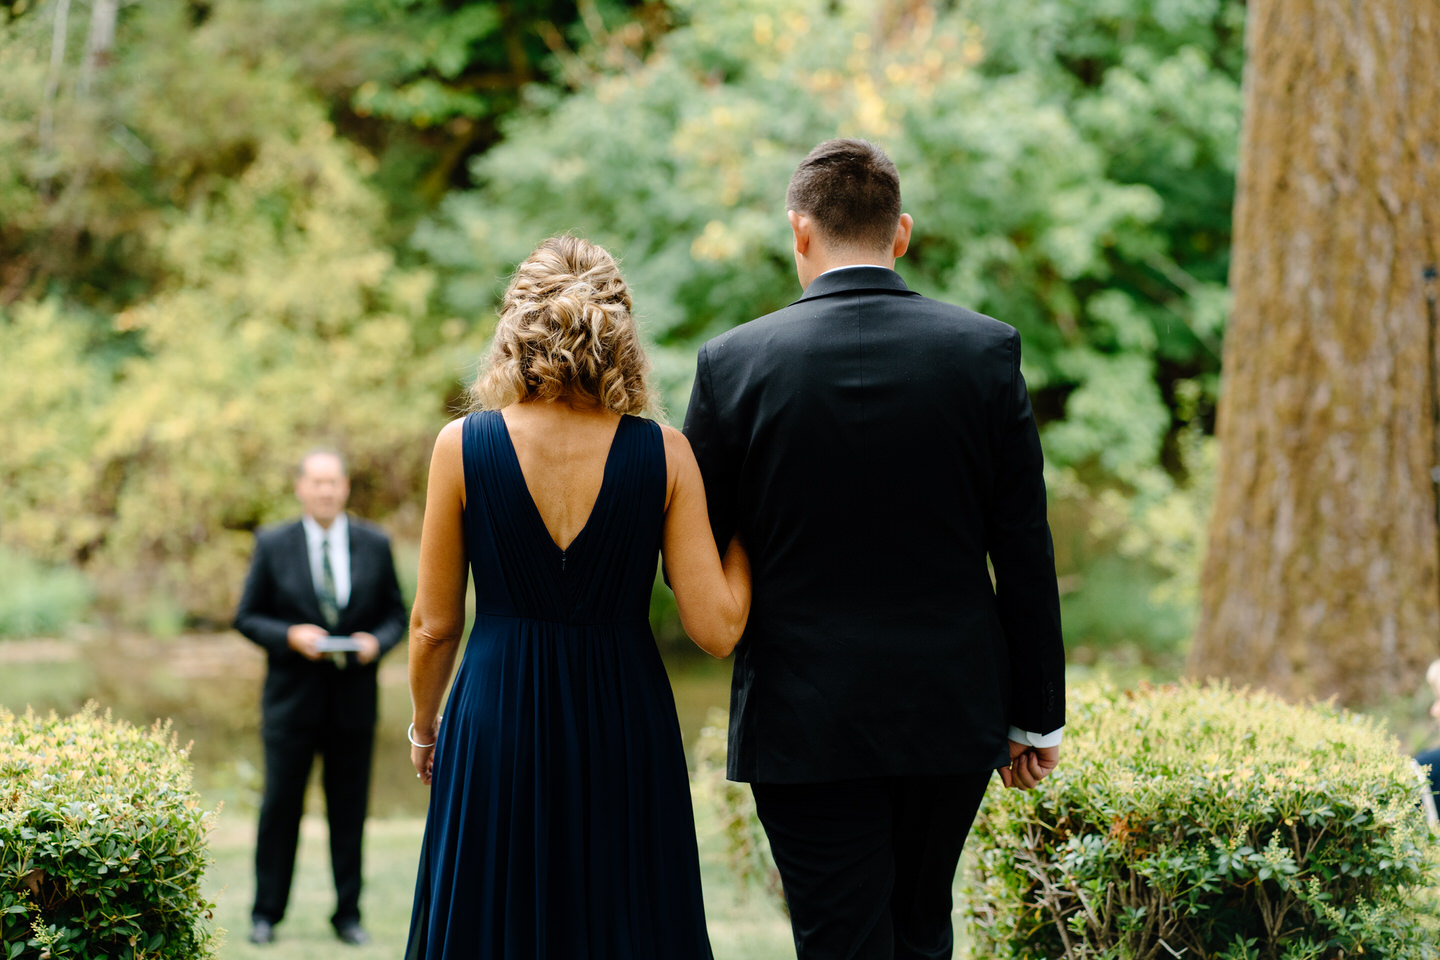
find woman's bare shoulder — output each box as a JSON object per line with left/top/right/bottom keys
{"left": 659, "top": 424, "right": 697, "bottom": 464}
{"left": 428, "top": 418, "right": 469, "bottom": 485}
{"left": 434, "top": 417, "right": 466, "bottom": 454}
{"left": 658, "top": 424, "right": 698, "bottom": 506}
{"left": 658, "top": 422, "right": 691, "bottom": 449}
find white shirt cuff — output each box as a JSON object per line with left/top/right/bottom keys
{"left": 1008, "top": 725, "right": 1063, "bottom": 748}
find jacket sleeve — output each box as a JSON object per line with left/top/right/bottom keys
{"left": 233, "top": 533, "right": 299, "bottom": 660}
{"left": 682, "top": 343, "right": 741, "bottom": 552}
{"left": 369, "top": 534, "right": 410, "bottom": 658}
{"left": 985, "top": 330, "right": 1065, "bottom": 736}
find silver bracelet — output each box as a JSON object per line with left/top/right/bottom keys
{"left": 408, "top": 718, "right": 441, "bottom": 749}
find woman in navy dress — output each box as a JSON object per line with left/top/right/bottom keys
{"left": 404, "top": 236, "right": 750, "bottom": 959}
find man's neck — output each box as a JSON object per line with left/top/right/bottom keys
{"left": 800, "top": 250, "right": 895, "bottom": 289}
{"left": 815, "top": 253, "right": 894, "bottom": 273}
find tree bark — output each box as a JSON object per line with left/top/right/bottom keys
{"left": 1190, "top": 0, "right": 1440, "bottom": 705}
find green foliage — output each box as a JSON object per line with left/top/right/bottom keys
{"left": 1, "top": 0, "right": 1243, "bottom": 638}
{"left": 1052, "top": 387, "right": 1215, "bottom": 659}
{"left": 0, "top": 0, "right": 485, "bottom": 620}
{"left": 336, "top": 0, "right": 669, "bottom": 213}
{"left": 0, "top": 301, "right": 110, "bottom": 572}
{"left": 0, "top": 704, "right": 220, "bottom": 959}
{"left": 350, "top": 0, "right": 663, "bottom": 128}
{"left": 0, "top": 548, "right": 91, "bottom": 638}
{"left": 422, "top": 0, "right": 1239, "bottom": 430}
{"left": 964, "top": 683, "right": 1440, "bottom": 959}
{"left": 690, "top": 708, "right": 784, "bottom": 906}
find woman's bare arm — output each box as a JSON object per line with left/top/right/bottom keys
{"left": 660, "top": 425, "right": 751, "bottom": 658}
{"left": 409, "top": 419, "right": 468, "bottom": 784}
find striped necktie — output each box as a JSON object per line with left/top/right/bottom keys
{"left": 318, "top": 535, "right": 340, "bottom": 632}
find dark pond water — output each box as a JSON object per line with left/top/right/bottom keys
{"left": 0, "top": 632, "right": 734, "bottom": 818}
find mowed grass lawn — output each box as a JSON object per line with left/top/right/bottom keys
{"left": 204, "top": 808, "right": 798, "bottom": 960}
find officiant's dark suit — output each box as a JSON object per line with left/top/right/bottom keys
{"left": 234, "top": 450, "right": 407, "bottom": 946}
{"left": 683, "top": 140, "right": 1065, "bottom": 960}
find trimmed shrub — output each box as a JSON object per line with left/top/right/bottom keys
{"left": 0, "top": 704, "right": 219, "bottom": 959}
{"left": 965, "top": 682, "right": 1440, "bottom": 960}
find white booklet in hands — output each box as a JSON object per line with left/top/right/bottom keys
{"left": 315, "top": 635, "right": 364, "bottom": 653}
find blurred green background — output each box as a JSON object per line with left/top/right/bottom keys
{"left": 1, "top": 0, "right": 1240, "bottom": 664}
{"left": 2, "top": 0, "right": 1432, "bottom": 955}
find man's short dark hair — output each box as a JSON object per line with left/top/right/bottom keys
{"left": 785, "top": 139, "right": 902, "bottom": 253}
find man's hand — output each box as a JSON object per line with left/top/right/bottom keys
{"left": 999, "top": 740, "right": 1059, "bottom": 790}
{"left": 286, "top": 623, "right": 328, "bottom": 660}
{"left": 352, "top": 632, "right": 381, "bottom": 665}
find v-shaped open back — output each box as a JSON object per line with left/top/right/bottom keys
{"left": 458, "top": 410, "right": 667, "bottom": 626}
{"left": 496, "top": 410, "right": 624, "bottom": 554}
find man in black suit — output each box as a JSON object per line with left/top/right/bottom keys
{"left": 234, "top": 449, "right": 408, "bottom": 947}
{"left": 683, "top": 139, "right": 1065, "bottom": 960}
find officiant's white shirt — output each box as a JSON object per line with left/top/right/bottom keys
{"left": 302, "top": 513, "right": 351, "bottom": 609}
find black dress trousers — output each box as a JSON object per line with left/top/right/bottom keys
{"left": 253, "top": 719, "right": 374, "bottom": 928}
{"left": 752, "top": 772, "right": 993, "bottom": 960}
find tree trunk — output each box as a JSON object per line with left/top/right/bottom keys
{"left": 78, "top": 0, "right": 118, "bottom": 95}
{"left": 1190, "top": 0, "right": 1440, "bottom": 705}
{"left": 39, "top": 0, "right": 72, "bottom": 158}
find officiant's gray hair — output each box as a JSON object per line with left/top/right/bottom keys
{"left": 296, "top": 447, "right": 348, "bottom": 477}
{"left": 786, "top": 138, "right": 902, "bottom": 253}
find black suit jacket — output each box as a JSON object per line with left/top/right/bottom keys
{"left": 233, "top": 517, "right": 408, "bottom": 738}
{"left": 683, "top": 266, "right": 1064, "bottom": 783}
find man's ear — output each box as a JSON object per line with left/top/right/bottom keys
{"left": 892, "top": 213, "right": 913, "bottom": 260}
{"left": 788, "top": 209, "right": 811, "bottom": 257}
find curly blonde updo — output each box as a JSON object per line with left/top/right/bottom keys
{"left": 472, "top": 236, "right": 654, "bottom": 415}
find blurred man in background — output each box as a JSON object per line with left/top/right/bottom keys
{"left": 234, "top": 449, "right": 408, "bottom": 946}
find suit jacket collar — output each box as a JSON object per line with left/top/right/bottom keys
{"left": 286, "top": 516, "right": 364, "bottom": 624}
{"left": 794, "top": 265, "right": 919, "bottom": 304}
{"left": 281, "top": 521, "right": 325, "bottom": 624}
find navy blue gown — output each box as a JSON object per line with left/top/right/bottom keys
{"left": 405, "top": 411, "right": 714, "bottom": 959}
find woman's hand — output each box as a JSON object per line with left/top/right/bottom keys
{"left": 411, "top": 720, "right": 440, "bottom": 786}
